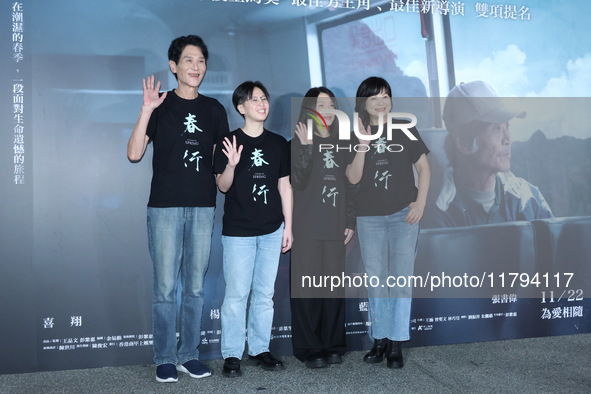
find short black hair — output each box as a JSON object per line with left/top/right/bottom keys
{"left": 232, "top": 81, "right": 270, "bottom": 118}
{"left": 355, "top": 76, "right": 393, "bottom": 126}
{"left": 297, "top": 87, "right": 339, "bottom": 137}
{"left": 168, "top": 35, "right": 209, "bottom": 64}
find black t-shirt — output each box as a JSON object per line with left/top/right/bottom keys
{"left": 291, "top": 134, "right": 355, "bottom": 240}
{"left": 146, "top": 90, "right": 229, "bottom": 207}
{"left": 356, "top": 123, "right": 429, "bottom": 217}
{"left": 214, "top": 128, "right": 290, "bottom": 237}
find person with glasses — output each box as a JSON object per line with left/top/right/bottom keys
{"left": 214, "top": 81, "right": 292, "bottom": 377}
{"left": 346, "top": 76, "right": 430, "bottom": 369}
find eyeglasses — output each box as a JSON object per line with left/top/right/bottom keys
{"left": 246, "top": 96, "right": 268, "bottom": 105}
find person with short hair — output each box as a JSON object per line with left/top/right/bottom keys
{"left": 214, "top": 81, "right": 292, "bottom": 378}
{"left": 346, "top": 76, "right": 430, "bottom": 369}
{"left": 127, "top": 35, "right": 229, "bottom": 383}
{"left": 423, "top": 80, "right": 553, "bottom": 229}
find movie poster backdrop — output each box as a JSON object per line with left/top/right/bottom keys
{"left": 1, "top": 0, "right": 589, "bottom": 373}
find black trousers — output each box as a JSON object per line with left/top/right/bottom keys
{"left": 290, "top": 239, "right": 346, "bottom": 361}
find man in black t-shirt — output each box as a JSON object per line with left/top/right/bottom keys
{"left": 127, "top": 35, "right": 229, "bottom": 383}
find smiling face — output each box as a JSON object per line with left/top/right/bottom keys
{"left": 237, "top": 87, "right": 269, "bottom": 123}
{"left": 365, "top": 89, "right": 392, "bottom": 125}
{"left": 169, "top": 44, "right": 206, "bottom": 90}
{"left": 473, "top": 122, "right": 512, "bottom": 173}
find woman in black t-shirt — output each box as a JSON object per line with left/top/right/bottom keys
{"left": 346, "top": 77, "right": 430, "bottom": 369}
{"left": 290, "top": 87, "right": 356, "bottom": 368}
{"left": 214, "top": 81, "right": 292, "bottom": 377}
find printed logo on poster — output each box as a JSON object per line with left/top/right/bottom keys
{"left": 43, "top": 317, "right": 54, "bottom": 329}
{"left": 304, "top": 108, "right": 418, "bottom": 152}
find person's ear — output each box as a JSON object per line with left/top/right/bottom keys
{"left": 455, "top": 133, "right": 476, "bottom": 155}
{"left": 169, "top": 60, "right": 177, "bottom": 75}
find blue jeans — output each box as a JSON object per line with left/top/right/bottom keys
{"left": 356, "top": 207, "right": 419, "bottom": 341}
{"left": 147, "top": 206, "right": 214, "bottom": 366}
{"left": 220, "top": 224, "right": 284, "bottom": 359}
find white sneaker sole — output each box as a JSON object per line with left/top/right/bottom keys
{"left": 155, "top": 376, "right": 178, "bottom": 383}
{"left": 177, "top": 364, "right": 212, "bottom": 379}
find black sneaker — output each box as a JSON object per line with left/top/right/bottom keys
{"left": 222, "top": 357, "right": 242, "bottom": 377}
{"left": 156, "top": 363, "right": 178, "bottom": 383}
{"left": 250, "top": 352, "right": 285, "bottom": 371}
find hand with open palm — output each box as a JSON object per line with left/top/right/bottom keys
{"left": 222, "top": 135, "right": 243, "bottom": 168}
{"left": 142, "top": 75, "right": 167, "bottom": 110}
